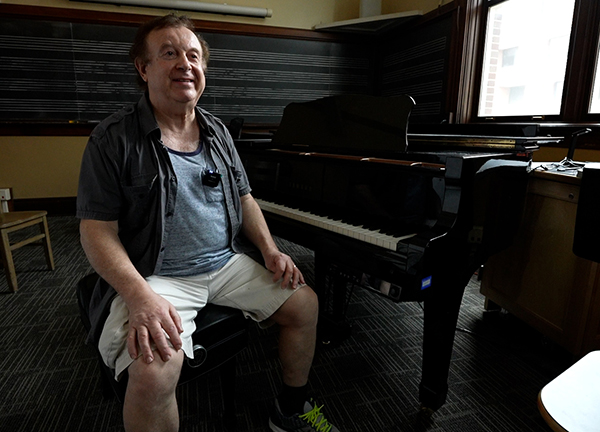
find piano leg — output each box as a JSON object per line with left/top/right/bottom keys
{"left": 419, "top": 257, "right": 476, "bottom": 411}
{"left": 315, "top": 252, "right": 353, "bottom": 345}
{"left": 312, "top": 235, "right": 478, "bottom": 412}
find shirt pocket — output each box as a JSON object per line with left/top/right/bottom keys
{"left": 122, "top": 174, "right": 158, "bottom": 222}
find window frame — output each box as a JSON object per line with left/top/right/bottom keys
{"left": 464, "top": 0, "right": 600, "bottom": 125}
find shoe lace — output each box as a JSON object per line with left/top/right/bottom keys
{"left": 298, "top": 403, "right": 332, "bottom": 432}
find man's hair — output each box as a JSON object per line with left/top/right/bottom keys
{"left": 129, "top": 14, "right": 210, "bottom": 90}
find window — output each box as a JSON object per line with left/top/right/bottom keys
{"left": 477, "top": 0, "right": 576, "bottom": 118}
{"left": 508, "top": 86, "right": 525, "bottom": 104}
{"left": 502, "top": 47, "right": 517, "bottom": 67}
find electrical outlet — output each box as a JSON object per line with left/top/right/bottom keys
{"left": 0, "top": 188, "right": 11, "bottom": 201}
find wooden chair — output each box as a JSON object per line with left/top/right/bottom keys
{"left": 0, "top": 210, "right": 55, "bottom": 292}
{"left": 538, "top": 350, "right": 600, "bottom": 431}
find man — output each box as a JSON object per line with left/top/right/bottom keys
{"left": 76, "top": 14, "right": 338, "bottom": 432}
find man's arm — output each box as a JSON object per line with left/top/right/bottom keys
{"left": 79, "top": 219, "right": 183, "bottom": 364}
{"left": 240, "top": 194, "right": 304, "bottom": 289}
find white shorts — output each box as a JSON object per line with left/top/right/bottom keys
{"left": 98, "top": 254, "right": 300, "bottom": 379}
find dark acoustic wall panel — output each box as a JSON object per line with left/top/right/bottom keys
{"left": 0, "top": 18, "right": 141, "bottom": 123}
{"left": 201, "top": 32, "right": 372, "bottom": 123}
{"left": 0, "top": 17, "right": 372, "bottom": 125}
{"left": 378, "top": 14, "right": 453, "bottom": 124}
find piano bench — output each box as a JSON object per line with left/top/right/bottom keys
{"left": 76, "top": 273, "right": 249, "bottom": 425}
{"left": 538, "top": 350, "right": 600, "bottom": 431}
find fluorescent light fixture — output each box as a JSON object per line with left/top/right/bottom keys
{"left": 71, "top": 0, "right": 273, "bottom": 18}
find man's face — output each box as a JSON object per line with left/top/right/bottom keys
{"left": 136, "top": 26, "right": 206, "bottom": 109}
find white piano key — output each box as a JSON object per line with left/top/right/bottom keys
{"left": 255, "top": 198, "right": 416, "bottom": 251}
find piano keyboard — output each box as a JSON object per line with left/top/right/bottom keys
{"left": 255, "top": 198, "right": 416, "bottom": 251}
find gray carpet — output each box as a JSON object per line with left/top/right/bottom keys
{"left": 0, "top": 216, "right": 571, "bottom": 431}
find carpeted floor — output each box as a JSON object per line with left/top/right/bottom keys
{"left": 0, "top": 216, "right": 571, "bottom": 431}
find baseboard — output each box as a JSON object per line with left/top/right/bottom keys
{"left": 13, "top": 197, "right": 76, "bottom": 216}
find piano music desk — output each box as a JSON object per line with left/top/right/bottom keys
{"left": 480, "top": 164, "right": 600, "bottom": 357}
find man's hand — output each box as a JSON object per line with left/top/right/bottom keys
{"left": 263, "top": 249, "right": 305, "bottom": 290}
{"left": 126, "top": 289, "right": 184, "bottom": 364}
{"left": 239, "top": 194, "right": 305, "bottom": 289}
{"left": 79, "top": 219, "right": 184, "bottom": 365}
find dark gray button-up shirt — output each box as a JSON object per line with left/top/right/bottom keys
{"left": 76, "top": 93, "right": 253, "bottom": 343}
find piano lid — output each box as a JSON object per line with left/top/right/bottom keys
{"left": 271, "top": 94, "right": 415, "bottom": 154}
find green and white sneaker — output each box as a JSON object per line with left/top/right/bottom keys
{"left": 269, "top": 398, "right": 339, "bottom": 432}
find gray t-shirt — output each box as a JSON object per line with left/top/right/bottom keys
{"left": 158, "top": 143, "right": 235, "bottom": 276}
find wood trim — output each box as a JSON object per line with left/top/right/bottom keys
{"left": 0, "top": 123, "right": 96, "bottom": 137}
{"left": 467, "top": 0, "right": 600, "bottom": 125}
{"left": 563, "top": 0, "right": 600, "bottom": 122}
{"left": 0, "top": 3, "right": 346, "bottom": 42}
{"left": 12, "top": 197, "right": 77, "bottom": 216}
{"left": 561, "top": 0, "right": 595, "bottom": 121}
{"left": 455, "top": 0, "right": 485, "bottom": 124}
{"left": 446, "top": 1, "right": 468, "bottom": 123}
{"left": 537, "top": 393, "right": 569, "bottom": 432}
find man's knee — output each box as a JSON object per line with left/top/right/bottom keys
{"left": 275, "top": 286, "right": 319, "bottom": 328}
{"left": 126, "top": 349, "right": 184, "bottom": 402}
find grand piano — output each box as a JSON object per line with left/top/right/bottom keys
{"left": 234, "top": 94, "right": 555, "bottom": 412}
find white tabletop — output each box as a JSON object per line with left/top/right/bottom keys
{"left": 539, "top": 350, "right": 600, "bottom": 432}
